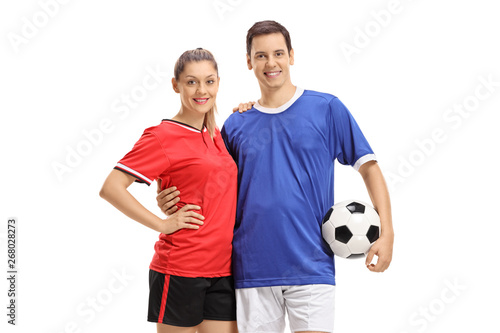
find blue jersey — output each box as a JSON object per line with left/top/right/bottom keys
{"left": 221, "top": 88, "right": 376, "bottom": 288}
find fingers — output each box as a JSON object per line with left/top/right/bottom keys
{"left": 175, "top": 217, "right": 204, "bottom": 230}
{"left": 179, "top": 204, "right": 201, "bottom": 212}
{"left": 367, "top": 261, "right": 390, "bottom": 273}
{"left": 374, "top": 256, "right": 391, "bottom": 272}
{"left": 366, "top": 252, "right": 391, "bottom": 273}
{"left": 232, "top": 101, "right": 256, "bottom": 113}
{"left": 177, "top": 205, "right": 204, "bottom": 222}
{"left": 165, "top": 205, "right": 178, "bottom": 216}
{"left": 156, "top": 179, "right": 163, "bottom": 194}
{"left": 183, "top": 216, "right": 205, "bottom": 226}
{"left": 157, "top": 186, "right": 181, "bottom": 215}
{"left": 164, "top": 205, "right": 205, "bottom": 233}
{"left": 157, "top": 186, "right": 178, "bottom": 201}
{"left": 239, "top": 101, "right": 255, "bottom": 113}
{"left": 156, "top": 184, "right": 180, "bottom": 205}
{"left": 178, "top": 206, "right": 205, "bottom": 223}
{"left": 365, "top": 249, "right": 375, "bottom": 268}
{"left": 160, "top": 195, "right": 180, "bottom": 215}
{"left": 181, "top": 222, "right": 202, "bottom": 230}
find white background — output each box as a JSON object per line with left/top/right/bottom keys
{"left": 1, "top": 0, "right": 499, "bottom": 332}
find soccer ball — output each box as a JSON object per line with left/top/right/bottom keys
{"left": 322, "top": 200, "right": 380, "bottom": 259}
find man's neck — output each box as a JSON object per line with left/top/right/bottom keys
{"left": 258, "top": 82, "right": 297, "bottom": 109}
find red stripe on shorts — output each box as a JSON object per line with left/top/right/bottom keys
{"left": 158, "top": 274, "right": 171, "bottom": 322}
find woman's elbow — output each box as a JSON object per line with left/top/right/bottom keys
{"left": 99, "top": 181, "right": 113, "bottom": 200}
{"left": 99, "top": 185, "right": 107, "bottom": 199}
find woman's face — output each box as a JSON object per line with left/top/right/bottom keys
{"left": 173, "top": 60, "right": 219, "bottom": 116}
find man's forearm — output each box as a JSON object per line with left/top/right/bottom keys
{"left": 359, "top": 161, "right": 394, "bottom": 238}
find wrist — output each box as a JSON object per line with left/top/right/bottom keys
{"left": 380, "top": 229, "right": 394, "bottom": 241}
{"left": 150, "top": 216, "right": 167, "bottom": 234}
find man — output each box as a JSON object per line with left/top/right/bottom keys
{"left": 158, "top": 20, "right": 393, "bottom": 333}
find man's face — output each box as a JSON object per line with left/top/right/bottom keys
{"left": 247, "top": 33, "right": 294, "bottom": 92}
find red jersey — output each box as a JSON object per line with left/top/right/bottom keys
{"left": 115, "top": 120, "right": 237, "bottom": 277}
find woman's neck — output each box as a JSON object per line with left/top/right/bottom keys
{"left": 172, "top": 107, "right": 205, "bottom": 131}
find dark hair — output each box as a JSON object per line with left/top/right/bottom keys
{"left": 174, "top": 48, "right": 219, "bottom": 138}
{"left": 246, "top": 20, "right": 292, "bottom": 56}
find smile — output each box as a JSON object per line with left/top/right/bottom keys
{"left": 193, "top": 98, "right": 209, "bottom": 105}
{"left": 264, "top": 71, "right": 281, "bottom": 78}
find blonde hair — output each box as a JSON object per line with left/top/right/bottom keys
{"left": 174, "top": 48, "right": 219, "bottom": 138}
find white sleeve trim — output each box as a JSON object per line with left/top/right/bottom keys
{"left": 116, "top": 163, "right": 153, "bottom": 184}
{"left": 353, "top": 154, "right": 377, "bottom": 171}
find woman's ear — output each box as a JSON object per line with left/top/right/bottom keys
{"left": 172, "top": 77, "right": 180, "bottom": 93}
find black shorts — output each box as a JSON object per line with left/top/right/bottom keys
{"left": 147, "top": 270, "right": 236, "bottom": 327}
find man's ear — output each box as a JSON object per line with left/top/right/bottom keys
{"left": 172, "top": 77, "right": 180, "bottom": 93}
{"left": 289, "top": 48, "right": 294, "bottom": 66}
{"left": 247, "top": 54, "right": 253, "bottom": 70}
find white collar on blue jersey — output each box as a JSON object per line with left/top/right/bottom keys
{"left": 254, "top": 87, "right": 305, "bottom": 114}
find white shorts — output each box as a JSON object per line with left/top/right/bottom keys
{"left": 236, "top": 284, "right": 335, "bottom": 333}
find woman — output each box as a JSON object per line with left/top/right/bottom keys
{"left": 99, "top": 48, "right": 238, "bottom": 333}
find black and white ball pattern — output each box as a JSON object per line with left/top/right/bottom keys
{"left": 322, "top": 200, "right": 380, "bottom": 258}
